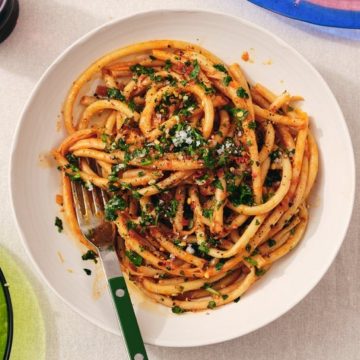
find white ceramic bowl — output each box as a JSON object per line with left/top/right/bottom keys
{"left": 10, "top": 10, "right": 355, "bottom": 347}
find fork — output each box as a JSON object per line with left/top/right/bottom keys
{"left": 71, "top": 180, "right": 148, "bottom": 360}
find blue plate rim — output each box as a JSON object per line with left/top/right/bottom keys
{"left": 248, "top": 0, "right": 360, "bottom": 29}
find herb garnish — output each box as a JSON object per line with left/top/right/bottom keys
{"left": 55, "top": 217, "right": 63, "bottom": 233}
{"left": 189, "top": 59, "right": 200, "bottom": 79}
{"left": 202, "top": 208, "right": 213, "bottom": 219}
{"left": 223, "top": 75, "right": 232, "bottom": 86}
{"left": 244, "top": 257, "right": 258, "bottom": 266}
{"left": 107, "top": 87, "right": 125, "bottom": 101}
{"left": 213, "top": 64, "right": 228, "bottom": 73}
{"left": 236, "top": 87, "right": 249, "bottom": 99}
{"left": 203, "top": 283, "right": 221, "bottom": 296}
{"left": 207, "top": 300, "right": 217, "bottom": 309}
{"left": 212, "top": 179, "right": 224, "bottom": 190}
{"left": 104, "top": 195, "right": 127, "bottom": 221}
{"left": 228, "top": 184, "right": 253, "bottom": 206}
{"left": 215, "top": 261, "right": 225, "bottom": 271}
{"left": 83, "top": 268, "right": 92, "bottom": 276}
{"left": 82, "top": 250, "right": 98, "bottom": 264}
{"left": 125, "top": 250, "right": 143, "bottom": 267}
{"left": 267, "top": 239, "right": 276, "bottom": 247}
{"left": 198, "top": 241, "right": 210, "bottom": 254}
{"left": 172, "top": 306, "right": 185, "bottom": 314}
{"left": 164, "top": 59, "right": 172, "bottom": 71}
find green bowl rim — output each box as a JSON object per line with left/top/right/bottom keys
{"left": 0, "top": 267, "right": 13, "bottom": 360}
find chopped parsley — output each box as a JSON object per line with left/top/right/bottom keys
{"left": 65, "top": 153, "right": 78, "bottom": 166}
{"left": 177, "top": 94, "right": 198, "bottom": 117}
{"left": 172, "top": 306, "right": 185, "bottom": 314}
{"left": 140, "top": 158, "right": 153, "bottom": 166}
{"left": 127, "top": 99, "right": 137, "bottom": 112}
{"left": 164, "top": 74, "right": 177, "bottom": 86}
{"left": 233, "top": 297, "right": 241, "bottom": 303}
{"left": 189, "top": 59, "right": 200, "bottom": 79}
{"left": 125, "top": 250, "right": 143, "bottom": 267}
{"left": 212, "top": 179, "right": 224, "bottom": 190}
{"left": 207, "top": 300, "right": 217, "bottom": 309}
{"left": 213, "top": 64, "right": 228, "bottom": 73}
{"left": 236, "top": 87, "right": 249, "bottom": 99}
{"left": 55, "top": 216, "right": 63, "bottom": 233}
{"left": 248, "top": 121, "right": 257, "bottom": 130}
{"left": 64, "top": 155, "right": 83, "bottom": 183}
{"left": 126, "top": 220, "right": 137, "bottom": 230}
{"left": 255, "top": 268, "right": 266, "bottom": 276}
{"left": 244, "top": 257, "right": 258, "bottom": 267}
{"left": 202, "top": 208, "right": 213, "bottom": 219}
{"left": 139, "top": 212, "right": 156, "bottom": 227}
{"left": 270, "top": 149, "right": 282, "bottom": 162}
{"left": 101, "top": 133, "right": 109, "bottom": 144}
{"left": 267, "top": 239, "right": 276, "bottom": 247}
{"left": 215, "top": 261, "right": 224, "bottom": 271}
{"left": 110, "top": 138, "right": 129, "bottom": 152}
{"left": 164, "top": 59, "right": 172, "bottom": 71}
{"left": 195, "top": 173, "right": 209, "bottom": 185}
{"left": 228, "top": 184, "right": 253, "bottom": 206}
{"left": 197, "top": 80, "right": 215, "bottom": 94}
{"left": 104, "top": 195, "right": 127, "bottom": 221}
{"left": 107, "top": 87, "right": 125, "bottom": 101}
{"left": 173, "top": 239, "right": 182, "bottom": 247}
{"left": 198, "top": 241, "right": 210, "bottom": 254}
{"left": 83, "top": 268, "right": 92, "bottom": 276}
{"left": 169, "top": 122, "right": 205, "bottom": 153}
{"left": 82, "top": 250, "right": 98, "bottom": 264}
{"left": 155, "top": 199, "right": 178, "bottom": 220}
{"left": 199, "top": 147, "right": 217, "bottom": 169}
{"left": 130, "top": 63, "right": 155, "bottom": 78}
{"left": 203, "top": 283, "right": 221, "bottom": 296}
{"left": 223, "top": 75, "right": 232, "bottom": 86}
{"left": 224, "top": 106, "right": 249, "bottom": 125}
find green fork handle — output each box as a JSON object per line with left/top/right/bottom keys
{"left": 108, "top": 276, "right": 148, "bottom": 360}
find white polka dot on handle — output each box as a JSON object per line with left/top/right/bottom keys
{"left": 115, "top": 288, "right": 125, "bottom": 297}
{"left": 134, "top": 353, "right": 144, "bottom": 360}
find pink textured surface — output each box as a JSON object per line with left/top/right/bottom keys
{"left": 306, "top": 0, "right": 360, "bottom": 10}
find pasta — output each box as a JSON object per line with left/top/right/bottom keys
{"left": 52, "top": 40, "right": 318, "bottom": 313}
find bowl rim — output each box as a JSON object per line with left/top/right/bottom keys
{"left": 0, "top": 268, "right": 14, "bottom": 359}
{"left": 9, "top": 8, "right": 356, "bottom": 347}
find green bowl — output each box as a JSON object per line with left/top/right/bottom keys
{"left": 0, "top": 248, "right": 45, "bottom": 360}
{"left": 0, "top": 268, "right": 13, "bottom": 360}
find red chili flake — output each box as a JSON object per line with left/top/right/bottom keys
{"left": 241, "top": 51, "right": 250, "bottom": 62}
{"left": 95, "top": 85, "right": 108, "bottom": 97}
{"left": 181, "top": 218, "right": 190, "bottom": 226}
{"left": 235, "top": 155, "right": 249, "bottom": 164}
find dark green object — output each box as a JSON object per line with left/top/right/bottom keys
{"left": 0, "top": 268, "right": 13, "bottom": 360}
{"left": 108, "top": 276, "right": 148, "bottom": 360}
{"left": 0, "top": 0, "right": 19, "bottom": 43}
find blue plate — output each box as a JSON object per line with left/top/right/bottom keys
{"left": 248, "top": 0, "right": 360, "bottom": 29}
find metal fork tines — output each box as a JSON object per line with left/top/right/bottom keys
{"left": 71, "top": 181, "right": 104, "bottom": 230}
{"left": 69, "top": 162, "right": 149, "bottom": 360}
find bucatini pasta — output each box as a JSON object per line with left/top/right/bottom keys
{"left": 53, "top": 40, "right": 318, "bottom": 313}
